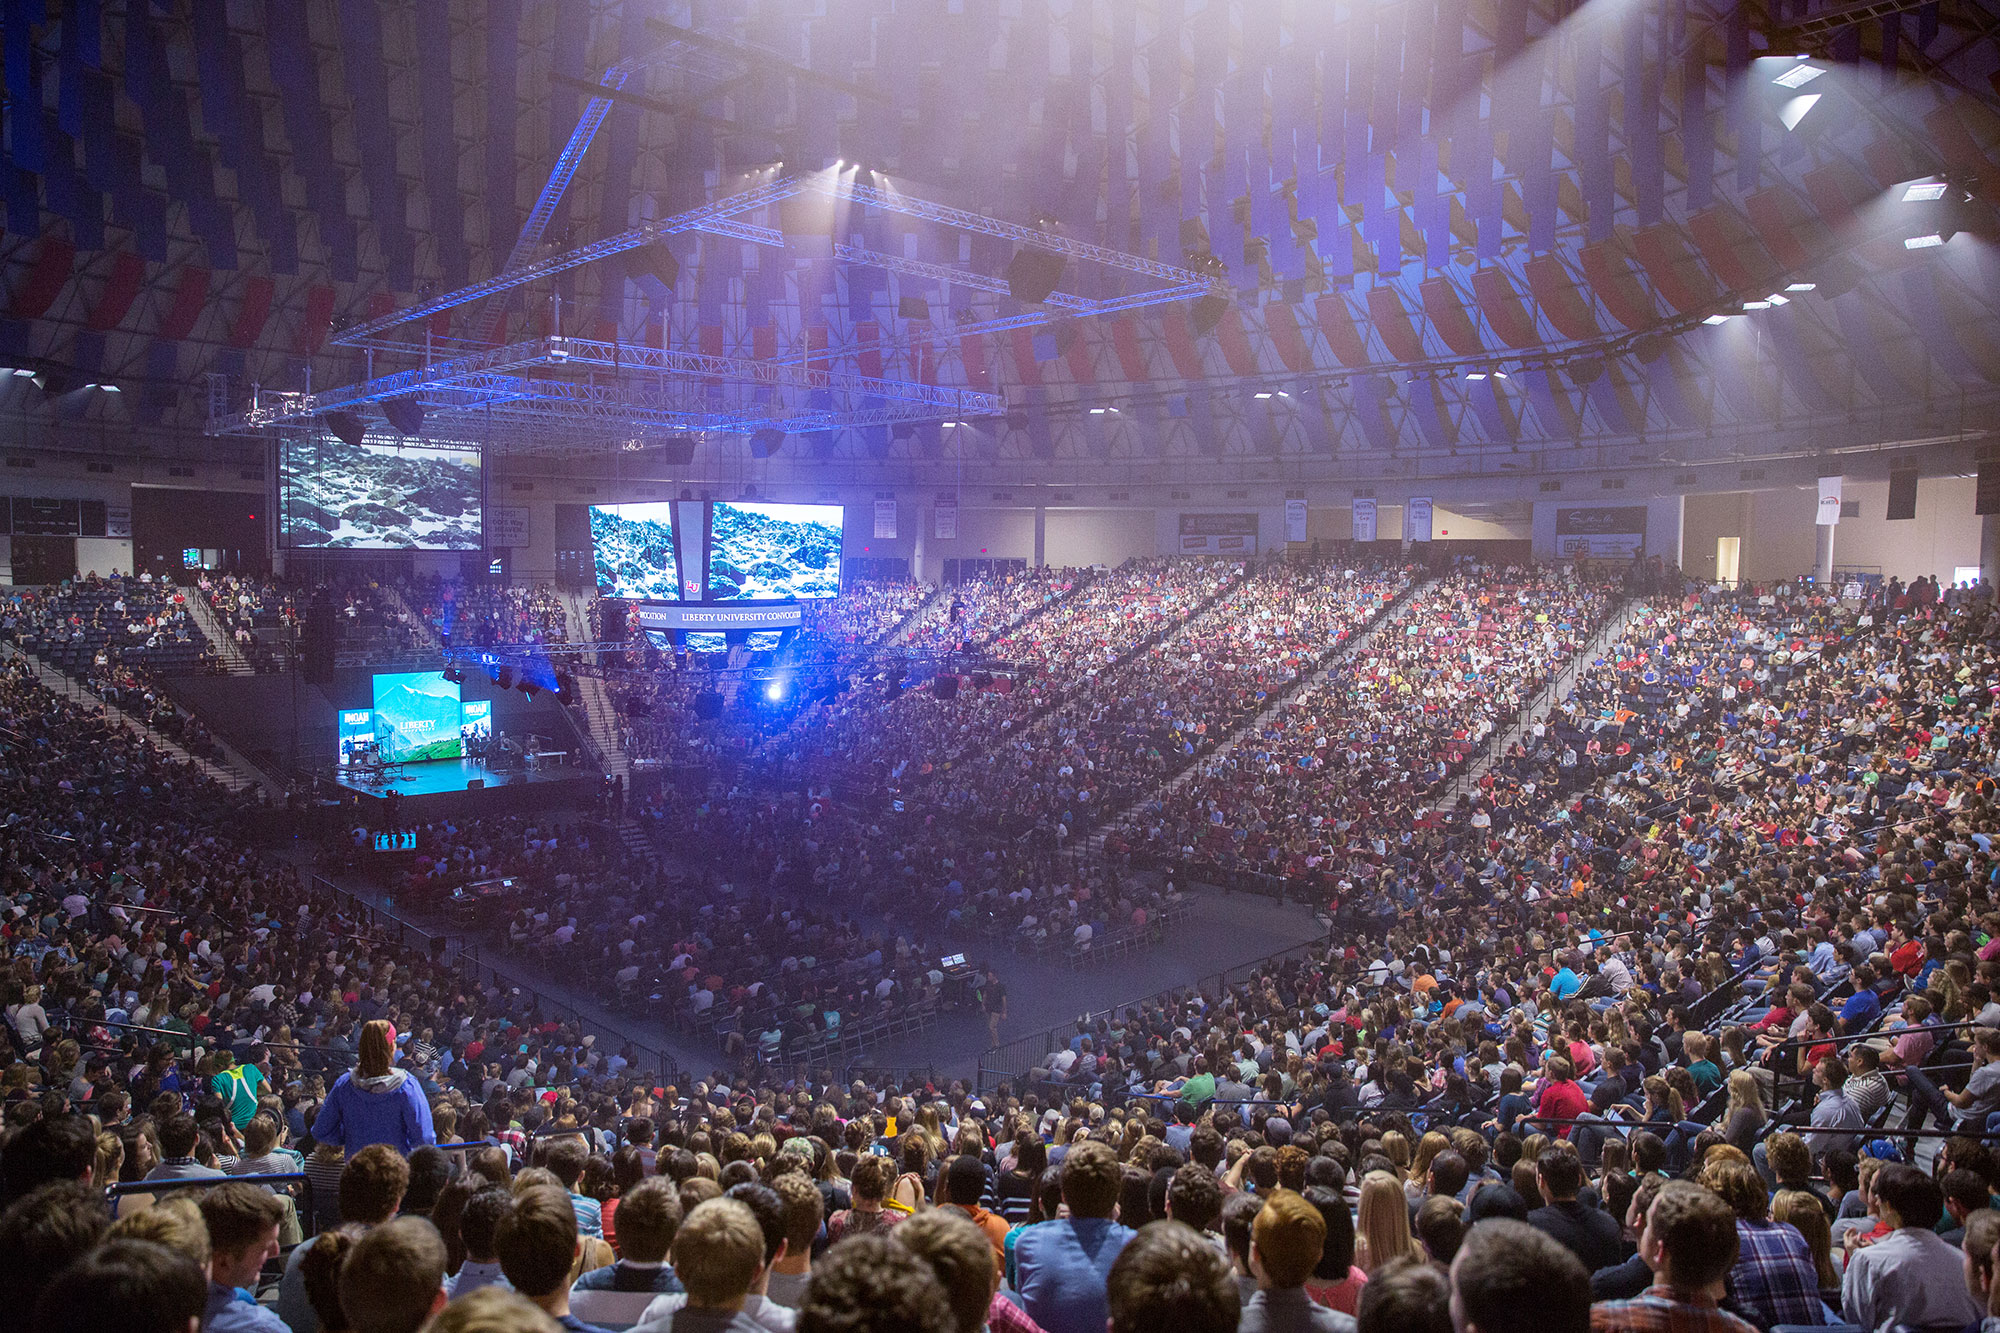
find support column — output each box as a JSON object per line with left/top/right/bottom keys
{"left": 1982, "top": 513, "right": 2000, "bottom": 591}
{"left": 1034, "top": 504, "right": 1046, "bottom": 569}
{"left": 1814, "top": 523, "right": 1835, "bottom": 585}
{"left": 912, "top": 500, "right": 927, "bottom": 583}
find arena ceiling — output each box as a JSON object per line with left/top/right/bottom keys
{"left": 3, "top": 0, "right": 2000, "bottom": 481}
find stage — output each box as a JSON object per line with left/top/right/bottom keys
{"left": 332, "top": 754, "right": 598, "bottom": 816}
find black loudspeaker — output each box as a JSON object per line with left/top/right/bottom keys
{"left": 302, "top": 603, "right": 337, "bottom": 686}
{"left": 596, "top": 599, "right": 630, "bottom": 641}
{"left": 1887, "top": 469, "right": 1919, "bottom": 521}
{"left": 1179, "top": 218, "right": 1210, "bottom": 251}
{"left": 659, "top": 435, "right": 697, "bottom": 466}
{"left": 1190, "top": 293, "right": 1229, "bottom": 336}
{"left": 933, "top": 674, "right": 960, "bottom": 701}
{"left": 1566, "top": 358, "right": 1605, "bottom": 386}
{"left": 324, "top": 411, "right": 367, "bottom": 446}
{"left": 382, "top": 397, "right": 425, "bottom": 436}
{"left": 637, "top": 244, "right": 680, "bottom": 290}
{"left": 1005, "top": 249, "right": 1066, "bottom": 304}
{"left": 1980, "top": 459, "right": 2000, "bottom": 516}
{"left": 751, "top": 429, "right": 785, "bottom": 459}
{"left": 897, "top": 295, "right": 930, "bottom": 320}
{"left": 693, "top": 690, "right": 723, "bottom": 720}
{"left": 466, "top": 779, "right": 485, "bottom": 792}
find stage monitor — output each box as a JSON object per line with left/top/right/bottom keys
{"left": 589, "top": 502, "right": 682, "bottom": 601}
{"left": 372, "top": 671, "right": 464, "bottom": 763}
{"left": 279, "top": 437, "right": 484, "bottom": 550}
{"left": 707, "top": 502, "right": 842, "bottom": 601}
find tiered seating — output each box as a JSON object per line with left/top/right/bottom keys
{"left": 3, "top": 574, "right": 211, "bottom": 675}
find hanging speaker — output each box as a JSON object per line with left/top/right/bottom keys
{"left": 1190, "top": 293, "right": 1229, "bottom": 336}
{"left": 1005, "top": 249, "right": 1066, "bottom": 304}
{"left": 637, "top": 244, "right": 680, "bottom": 290}
{"left": 1887, "top": 468, "right": 1919, "bottom": 521}
{"left": 750, "top": 429, "right": 786, "bottom": 459}
{"left": 932, "top": 674, "right": 960, "bottom": 701}
{"left": 897, "top": 295, "right": 931, "bottom": 321}
{"left": 324, "top": 411, "right": 367, "bottom": 446}
{"left": 1978, "top": 459, "right": 2000, "bottom": 516}
{"left": 659, "top": 435, "right": 697, "bottom": 466}
{"left": 382, "top": 397, "right": 425, "bottom": 436}
{"left": 1566, "top": 358, "right": 1606, "bottom": 386}
{"left": 693, "top": 690, "right": 723, "bottom": 720}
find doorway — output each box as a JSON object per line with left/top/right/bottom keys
{"left": 1715, "top": 536, "right": 1741, "bottom": 588}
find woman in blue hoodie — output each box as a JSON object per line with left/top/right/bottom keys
{"left": 311, "top": 1019, "right": 436, "bottom": 1158}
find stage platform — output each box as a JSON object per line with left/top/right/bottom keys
{"left": 333, "top": 756, "right": 598, "bottom": 816}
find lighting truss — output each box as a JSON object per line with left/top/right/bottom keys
{"left": 206, "top": 335, "right": 1004, "bottom": 452}
{"left": 828, "top": 245, "right": 1210, "bottom": 336}
{"left": 470, "top": 34, "right": 753, "bottom": 344}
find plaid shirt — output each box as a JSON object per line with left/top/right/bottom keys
{"left": 989, "top": 1294, "right": 1046, "bottom": 1333}
{"left": 1591, "top": 1286, "right": 1761, "bottom": 1333}
{"left": 1729, "top": 1219, "right": 1826, "bottom": 1330}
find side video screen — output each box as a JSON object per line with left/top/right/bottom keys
{"left": 706, "top": 502, "right": 842, "bottom": 601}
{"left": 280, "top": 437, "right": 483, "bottom": 550}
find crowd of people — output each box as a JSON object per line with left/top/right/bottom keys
{"left": 798, "top": 582, "right": 932, "bottom": 648}
{"left": 413, "top": 581, "right": 570, "bottom": 650}
{"left": 2, "top": 573, "right": 210, "bottom": 676}
{"left": 1120, "top": 564, "right": 1615, "bottom": 888}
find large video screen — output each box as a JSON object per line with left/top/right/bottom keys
{"left": 590, "top": 503, "right": 680, "bottom": 601}
{"left": 280, "top": 437, "right": 483, "bottom": 550}
{"left": 372, "top": 671, "right": 464, "bottom": 763}
{"left": 707, "top": 502, "right": 842, "bottom": 601}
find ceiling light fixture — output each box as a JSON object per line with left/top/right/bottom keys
{"left": 1904, "top": 181, "right": 1950, "bottom": 202}
{"left": 1905, "top": 234, "right": 1946, "bottom": 249}
{"left": 1786, "top": 283, "right": 1816, "bottom": 292}
{"left": 1772, "top": 61, "right": 1825, "bottom": 88}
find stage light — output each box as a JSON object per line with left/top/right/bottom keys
{"left": 1905, "top": 234, "right": 1946, "bottom": 249}
{"left": 1254, "top": 392, "right": 1274, "bottom": 399}
{"left": 8, "top": 368, "right": 32, "bottom": 378}
{"left": 1772, "top": 60, "right": 1825, "bottom": 88}
{"left": 1465, "top": 371, "right": 1488, "bottom": 381}
{"left": 1905, "top": 181, "right": 1950, "bottom": 203}
{"left": 764, "top": 679, "right": 787, "bottom": 702}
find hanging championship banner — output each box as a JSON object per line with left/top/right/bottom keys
{"left": 1352, "top": 498, "right": 1377, "bottom": 543}
{"left": 934, "top": 494, "right": 958, "bottom": 539}
{"left": 874, "top": 499, "right": 897, "bottom": 539}
{"left": 1284, "top": 498, "right": 1308, "bottom": 543}
{"left": 1406, "top": 496, "right": 1433, "bottom": 543}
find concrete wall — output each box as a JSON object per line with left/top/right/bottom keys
{"left": 1531, "top": 495, "right": 1685, "bottom": 565}
{"left": 1048, "top": 508, "right": 1157, "bottom": 567}
{"left": 74, "top": 538, "right": 133, "bottom": 576}
{"left": 1153, "top": 505, "right": 1284, "bottom": 555}
{"left": 1683, "top": 477, "right": 1981, "bottom": 585}
{"left": 916, "top": 506, "right": 1038, "bottom": 582}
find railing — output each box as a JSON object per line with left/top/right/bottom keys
{"left": 110, "top": 1171, "right": 314, "bottom": 1229}
{"left": 311, "top": 874, "right": 687, "bottom": 1088}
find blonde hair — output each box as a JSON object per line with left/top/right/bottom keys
{"left": 1407, "top": 1132, "right": 1451, "bottom": 1187}
{"left": 1378, "top": 1131, "right": 1411, "bottom": 1174}
{"left": 1356, "top": 1170, "right": 1420, "bottom": 1273}
{"left": 108, "top": 1194, "right": 213, "bottom": 1270}
{"left": 1725, "top": 1070, "right": 1764, "bottom": 1119}
{"left": 1773, "top": 1190, "right": 1837, "bottom": 1290}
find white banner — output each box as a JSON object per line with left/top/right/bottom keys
{"left": 1407, "top": 496, "right": 1433, "bottom": 543}
{"left": 1284, "top": 499, "right": 1309, "bottom": 543}
{"left": 488, "top": 505, "right": 530, "bottom": 548}
{"left": 1817, "top": 475, "right": 1843, "bottom": 526}
{"left": 105, "top": 505, "right": 132, "bottom": 539}
{"left": 934, "top": 495, "right": 958, "bottom": 540}
{"left": 1352, "top": 498, "right": 1378, "bottom": 544}
{"left": 874, "top": 499, "right": 897, "bottom": 539}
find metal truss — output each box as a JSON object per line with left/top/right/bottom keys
{"left": 339, "top": 175, "right": 811, "bottom": 346}
{"left": 207, "top": 334, "right": 1004, "bottom": 449}
{"left": 470, "top": 34, "right": 752, "bottom": 344}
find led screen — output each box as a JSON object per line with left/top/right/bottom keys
{"left": 338, "top": 709, "right": 375, "bottom": 766}
{"left": 590, "top": 503, "right": 681, "bottom": 601}
{"left": 461, "top": 699, "right": 492, "bottom": 745}
{"left": 280, "top": 437, "right": 483, "bottom": 549}
{"left": 372, "top": 671, "right": 463, "bottom": 763}
{"left": 707, "top": 502, "right": 842, "bottom": 600}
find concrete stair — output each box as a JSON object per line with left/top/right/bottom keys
{"left": 178, "top": 580, "right": 254, "bottom": 675}
{"left": 5, "top": 643, "right": 278, "bottom": 796}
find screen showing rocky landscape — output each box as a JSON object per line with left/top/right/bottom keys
{"left": 281, "top": 438, "right": 483, "bottom": 549}
{"left": 706, "top": 502, "right": 842, "bottom": 600}
{"left": 590, "top": 503, "right": 681, "bottom": 601}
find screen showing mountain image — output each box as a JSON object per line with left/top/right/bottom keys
{"left": 371, "top": 671, "right": 464, "bottom": 763}
{"left": 280, "top": 437, "right": 483, "bottom": 549}
{"left": 706, "top": 502, "right": 843, "bottom": 600}
{"left": 589, "top": 503, "right": 680, "bottom": 601}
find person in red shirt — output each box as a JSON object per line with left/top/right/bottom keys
{"left": 1535, "top": 1054, "right": 1590, "bottom": 1139}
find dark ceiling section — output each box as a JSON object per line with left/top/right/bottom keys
{"left": 0, "top": 0, "right": 1998, "bottom": 471}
